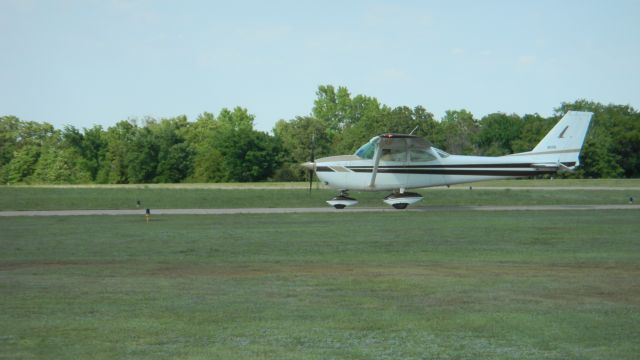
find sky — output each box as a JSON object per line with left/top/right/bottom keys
{"left": 1, "top": 0, "right": 639, "bottom": 132}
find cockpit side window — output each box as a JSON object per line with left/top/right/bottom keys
{"left": 409, "top": 147, "right": 437, "bottom": 162}
{"left": 379, "top": 137, "right": 408, "bottom": 162}
{"left": 408, "top": 139, "right": 436, "bottom": 162}
{"left": 381, "top": 148, "right": 407, "bottom": 162}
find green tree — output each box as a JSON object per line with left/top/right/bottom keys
{"left": 313, "top": 85, "right": 353, "bottom": 132}
{"left": 58, "top": 125, "right": 105, "bottom": 183}
{"left": 599, "top": 105, "right": 640, "bottom": 177}
{"left": 411, "top": 106, "right": 439, "bottom": 139}
{"left": 511, "top": 114, "right": 555, "bottom": 153}
{"left": 4, "top": 120, "right": 56, "bottom": 183}
{"left": 312, "top": 85, "right": 439, "bottom": 155}
{"left": 239, "top": 131, "right": 282, "bottom": 181}
{"left": 0, "top": 116, "right": 21, "bottom": 182}
{"left": 100, "top": 120, "right": 138, "bottom": 183}
{"left": 476, "top": 113, "right": 523, "bottom": 155}
{"left": 126, "top": 124, "right": 158, "bottom": 183}
{"left": 331, "top": 99, "right": 388, "bottom": 155}
{"left": 32, "top": 135, "right": 92, "bottom": 184}
{"left": 215, "top": 107, "right": 281, "bottom": 181}
{"left": 555, "top": 100, "right": 640, "bottom": 178}
{"left": 577, "top": 126, "right": 623, "bottom": 178}
{"left": 80, "top": 125, "right": 107, "bottom": 182}
{"left": 436, "top": 110, "right": 479, "bottom": 154}
{"left": 147, "top": 116, "right": 193, "bottom": 183}
{"left": 6, "top": 145, "right": 40, "bottom": 183}
{"left": 273, "top": 116, "right": 330, "bottom": 180}
{"left": 186, "top": 112, "right": 226, "bottom": 182}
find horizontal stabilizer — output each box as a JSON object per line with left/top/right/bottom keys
{"left": 531, "top": 163, "right": 559, "bottom": 170}
{"left": 531, "top": 162, "right": 576, "bottom": 173}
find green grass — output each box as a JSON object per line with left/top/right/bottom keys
{"left": 1, "top": 185, "right": 639, "bottom": 210}
{"left": 14, "top": 181, "right": 317, "bottom": 189}
{"left": 1, "top": 211, "right": 639, "bottom": 359}
{"left": 459, "top": 178, "right": 640, "bottom": 188}
{"left": 11, "top": 178, "right": 640, "bottom": 189}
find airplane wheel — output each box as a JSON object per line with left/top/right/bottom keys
{"left": 334, "top": 204, "right": 346, "bottom": 209}
{"left": 392, "top": 203, "right": 408, "bottom": 210}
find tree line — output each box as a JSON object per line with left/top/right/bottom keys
{"left": 1, "top": 85, "right": 639, "bottom": 184}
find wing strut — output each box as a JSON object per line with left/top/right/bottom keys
{"left": 369, "top": 137, "right": 383, "bottom": 188}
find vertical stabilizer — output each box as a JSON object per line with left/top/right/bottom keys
{"left": 528, "top": 111, "right": 593, "bottom": 165}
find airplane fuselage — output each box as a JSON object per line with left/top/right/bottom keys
{"left": 314, "top": 153, "right": 565, "bottom": 191}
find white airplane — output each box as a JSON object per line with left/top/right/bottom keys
{"left": 303, "top": 111, "right": 593, "bottom": 209}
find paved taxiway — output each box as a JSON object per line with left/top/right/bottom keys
{"left": 1, "top": 204, "right": 639, "bottom": 217}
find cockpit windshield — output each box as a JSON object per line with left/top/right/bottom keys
{"left": 354, "top": 137, "right": 379, "bottom": 159}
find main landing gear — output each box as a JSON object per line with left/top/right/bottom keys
{"left": 383, "top": 191, "right": 424, "bottom": 209}
{"left": 327, "top": 190, "right": 424, "bottom": 210}
{"left": 326, "top": 190, "right": 358, "bottom": 209}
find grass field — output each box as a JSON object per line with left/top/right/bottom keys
{"left": 1, "top": 210, "right": 639, "bottom": 359}
{"left": 9, "top": 178, "right": 640, "bottom": 189}
{"left": 453, "top": 178, "right": 640, "bottom": 188}
{"left": 1, "top": 181, "right": 639, "bottom": 210}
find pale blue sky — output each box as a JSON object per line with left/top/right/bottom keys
{"left": 2, "top": 0, "right": 639, "bottom": 132}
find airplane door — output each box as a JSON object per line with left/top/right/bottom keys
{"left": 406, "top": 139, "right": 444, "bottom": 188}
{"left": 377, "top": 137, "right": 409, "bottom": 188}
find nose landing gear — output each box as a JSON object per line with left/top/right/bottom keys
{"left": 327, "top": 190, "right": 358, "bottom": 209}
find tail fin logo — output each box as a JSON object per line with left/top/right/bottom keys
{"left": 558, "top": 126, "right": 569, "bottom": 138}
